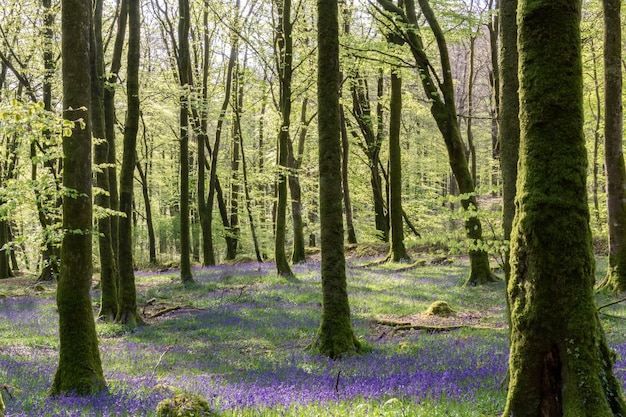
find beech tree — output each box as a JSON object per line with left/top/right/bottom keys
{"left": 116, "top": 0, "right": 143, "bottom": 325}
{"left": 376, "top": 0, "right": 497, "bottom": 284}
{"left": 597, "top": 0, "right": 626, "bottom": 292}
{"left": 504, "top": 0, "right": 626, "bottom": 414}
{"left": 498, "top": 0, "right": 519, "bottom": 280}
{"left": 51, "top": 0, "right": 106, "bottom": 394}
{"left": 314, "top": 0, "right": 360, "bottom": 358}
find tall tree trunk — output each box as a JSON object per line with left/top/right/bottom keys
{"left": 504, "top": 0, "right": 626, "bottom": 414}
{"left": 104, "top": 0, "right": 127, "bottom": 276}
{"left": 340, "top": 104, "right": 357, "bottom": 244}
{"left": 116, "top": 0, "right": 143, "bottom": 326}
{"left": 136, "top": 162, "right": 157, "bottom": 265}
{"left": 589, "top": 39, "right": 602, "bottom": 225}
{"left": 466, "top": 35, "right": 477, "bottom": 185}
{"left": 487, "top": 0, "right": 500, "bottom": 191}
{"left": 498, "top": 0, "right": 519, "bottom": 281}
{"left": 52, "top": 0, "right": 106, "bottom": 394}
{"left": 314, "top": 0, "right": 360, "bottom": 359}
{"left": 177, "top": 0, "right": 194, "bottom": 283}
{"left": 227, "top": 62, "right": 244, "bottom": 261}
{"left": 350, "top": 74, "right": 388, "bottom": 241}
{"left": 92, "top": 0, "right": 118, "bottom": 321}
{"left": 238, "top": 113, "right": 263, "bottom": 262}
{"left": 203, "top": 2, "right": 239, "bottom": 265}
{"left": 34, "top": 0, "right": 61, "bottom": 282}
{"left": 377, "top": 0, "right": 496, "bottom": 284}
{"left": 340, "top": 0, "right": 357, "bottom": 245}
{"left": 388, "top": 68, "right": 409, "bottom": 262}
{"left": 598, "top": 0, "right": 626, "bottom": 292}
{"left": 274, "top": 0, "right": 295, "bottom": 277}
{"left": 288, "top": 98, "right": 311, "bottom": 264}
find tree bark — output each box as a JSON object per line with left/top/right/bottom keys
{"left": 314, "top": 0, "right": 360, "bottom": 358}
{"left": 52, "top": 0, "right": 106, "bottom": 394}
{"left": 288, "top": 98, "right": 311, "bottom": 264}
{"left": 177, "top": 0, "right": 194, "bottom": 283}
{"left": 274, "top": 0, "right": 295, "bottom": 277}
{"left": 504, "top": 0, "right": 626, "bottom": 414}
{"left": 498, "top": 0, "right": 519, "bottom": 281}
{"left": 350, "top": 74, "right": 388, "bottom": 241}
{"left": 598, "top": 0, "right": 626, "bottom": 292}
{"left": 92, "top": 0, "right": 118, "bottom": 321}
{"left": 388, "top": 69, "right": 409, "bottom": 262}
{"left": 377, "top": 0, "right": 495, "bottom": 284}
{"left": 116, "top": 0, "right": 143, "bottom": 325}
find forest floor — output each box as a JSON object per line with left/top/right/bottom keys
{"left": 0, "top": 252, "right": 625, "bottom": 416}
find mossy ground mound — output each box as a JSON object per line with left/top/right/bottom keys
{"left": 156, "top": 393, "right": 218, "bottom": 417}
{"left": 424, "top": 301, "right": 456, "bottom": 317}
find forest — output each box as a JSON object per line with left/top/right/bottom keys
{"left": 1, "top": 0, "right": 626, "bottom": 415}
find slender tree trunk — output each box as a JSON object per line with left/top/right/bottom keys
{"left": 466, "top": 35, "right": 477, "bottom": 185}
{"left": 288, "top": 98, "right": 311, "bottom": 264}
{"left": 314, "top": 0, "right": 360, "bottom": 359}
{"left": 34, "top": 0, "right": 61, "bottom": 282}
{"left": 227, "top": 62, "right": 244, "bottom": 261}
{"left": 177, "top": 0, "right": 194, "bottom": 283}
{"left": 499, "top": 0, "right": 519, "bottom": 281}
{"left": 116, "top": 0, "right": 143, "bottom": 325}
{"left": 504, "top": 0, "right": 626, "bottom": 414}
{"left": 136, "top": 162, "right": 157, "bottom": 265}
{"left": 52, "top": 0, "right": 106, "bottom": 394}
{"left": 388, "top": 68, "right": 409, "bottom": 262}
{"left": 104, "top": 0, "right": 127, "bottom": 276}
{"left": 274, "top": 0, "right": 295, "bottom": 277}
{"left": 598, "top": 0, "right": 626, "bottom": 293}
{"left": 92, "top": 0, "right": 118, "bottom": 320}
{"left": 377, "top": 0, "right": 495, "bottom": 284}
{"left": 350, "top": 74, "right": 388, "bottom": 242}
{"left": 589, "top": 39, "right": 602, "bottom": 225}
{"left": 487, "top": 0, "right": 499, "bottom": 192}
{"left": 340, "top": 105, "right": 357, "bottom": 244}
{"left": 0, "top": 221, "right": 12, "bottom": 279}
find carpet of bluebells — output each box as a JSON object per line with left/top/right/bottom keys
{"left": 1, "top": 258, "right": 626, "bottom": 416}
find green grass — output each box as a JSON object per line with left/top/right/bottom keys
{"left": 1, "top": 255, "right": 625, "bottom": 416}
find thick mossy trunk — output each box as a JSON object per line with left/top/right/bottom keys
{"left": 315, "top": 0, "right": 360, "bottom": 359}
{"left": 52, "top": 0, "right": 106, "bottom": 394}
{"left": 599, "top": 0, "right": 626, "bottom": 293}
{"left": 504, "top": 1, "right": 626, "bottom": 415}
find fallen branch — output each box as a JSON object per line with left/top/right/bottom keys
{"left": 597, "top": 296, "right": 626, "bottom": 312}
{"left": 148, "top": 306, "right": 183, "bottom": 319}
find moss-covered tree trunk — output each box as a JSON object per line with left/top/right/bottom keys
{"left": 315, "top": 0, "right": 360, "bottom": 359}
{"left": 598, "top": 0, "right": 626, "bottom": 293}
{"left": 504, "top": 1, "right": 626, "bottom": 415}
{"left": 274, "top": 0, "right": 295, "bottom": 278}
{"left": 52, "top": 0, "right": 106, "bottom": 394}
{"left": 388, "top": 69, "right": 409, "bottom": 262}
{"left": 498, "top": 0, "right": 519, "bottom": 282}
{"left": 92, "top": 0, "right": 118, "bottom": 321}
{"left": 116, "top": 0, "right": 143, "bottom": 326}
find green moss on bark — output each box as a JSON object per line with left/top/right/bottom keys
{"left": 504, "top": 1, "right": 626, "bottom": 415}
